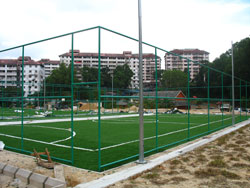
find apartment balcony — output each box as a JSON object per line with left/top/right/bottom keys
{"left": 6, "top": 67, "right": 17, "bottom": 71}
{"left": 6, "top": 72, "right": 16, "bottom": 76}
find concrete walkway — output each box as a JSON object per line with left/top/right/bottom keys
{"left": 0, "top": 113, "right": 153, "bottom": 126}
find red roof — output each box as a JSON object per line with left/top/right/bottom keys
{"left": 38, "top": 59, "right": 60, "bottom": 65}
{"left": 0, "top": 57, "right": 45, "bottom": 66}
{"left": 169, "top": 49, "right": 209, "bottom": 55}
{"left": 59, "top": 50, "right": 160, "bottom": 59}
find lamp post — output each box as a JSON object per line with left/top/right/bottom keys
{"left": 138, "top": 0, "right": 146, "bottom": 164}
{"left": 232, "top": 41, "right": 235, "bottom": 125}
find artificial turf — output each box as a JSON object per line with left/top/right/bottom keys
{"left": 0, "top": 112, "right": 247, "bottom": 171}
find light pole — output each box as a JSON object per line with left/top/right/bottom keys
{"left": 138, "top": 0, "right": 146, "bottom": 164}
{"left": 232, "top": 41, "right": 235, "bottom": 125}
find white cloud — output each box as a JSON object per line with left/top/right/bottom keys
{"left": 0, "top": 0, "right": 249, "bottom": 63}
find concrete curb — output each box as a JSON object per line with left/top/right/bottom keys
{"left": 0, "top": 163, "right": 66, "bottom": 188}
{"left": 75, "top": 119, "right": 250, "bottom": 188}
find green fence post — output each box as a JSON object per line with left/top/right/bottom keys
{"left": 98, "top": 26, "right": 102, "bottom": 171}
{"left": 70, "top": 33, "right": 75, "bottom": 164}
{"left": 207, "top": 68, "right": 210, "bottom": 132}
{"left": 246, "top": 81, "right": 247, "bottom": 120}
{"left": 21, "top": 46, "right": 24, "bottom": 151}
{"left": 240, "top": 80, "right": 242, "bottom": 121}
{"left": 221, "top": 73, "right": 224, "bottom": 127}
{"left": 154, "top": 48, "right": 158, "bottom": 150}
{"left": 187, "top": 59, "right": 190, "bottom": 139}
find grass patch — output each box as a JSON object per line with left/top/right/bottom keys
{"left": 232, "top": 163, "right": 249, "bottom": 168}
{"left": 166, "top": 170, "right": 179, "bottom": 175}
{"left": 181, "top": 157, "right": 190, "bottom": 162}
{"left": 208, "top": 159, "right": 227, "bottom": 168}
{"left": 151, "top": 179, "right": 169, "bottom": 185}
{"left": 229, "top": 157, "right": 240, "bottom": 161}
{"left": 210, "top": 155, "right": 223, "bottom": 160}
{"left": 225, "top": 143, "right": 238, "bottom": 148}
{"left": 195, "top": 168, "right": 241, "bottom": 179}
{"left": 195, "top": 168, "right": 220, "bottom": 178}
{"left": 233, "top": 181, "right": 250, "bottom": 188}
{"left": 122, "top": 185, "right": 135, "bottom": 188}
{"left": 235, "top": 140, "right": 247, "bottom": 145}
{"left": 180, "top": 169, "right": 191, "bottom": 174}
{"left": 196, "top": 154, "right": 208, "bottom": 162}
{"left": 217, "top": 135, "right": 228, "bottom": 146}
{"left": 242, "top": 155, "right": 250, "bottom": 162}
{"left": 169, "top": 159, "right": 182, "bottom": 165}
{"left": 142, "top": 172, "right": 160, "bottom": 180}
{"left": 220, "top": 170, "right": 241, "bottom": 179}
{"left": 170, "top": 176, "right": 188, "bottom": 184}
{"left": 233, "top": 147, "right": 247, "bottom": 152}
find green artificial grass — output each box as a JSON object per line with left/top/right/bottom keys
{"left": 0, "top": 113, "right": 247, "bottom": 171}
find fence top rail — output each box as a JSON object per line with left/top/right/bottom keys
{"left": 0, "top": 25, "right": 247, "bottom": 83}
{"left": 0, "top": 26, "right": 99, "bottom": 53}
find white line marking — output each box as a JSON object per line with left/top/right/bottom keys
{"left": 98, "top": 117, "right": 232, "bottom": 151}
{"left": 0, "top": 132, "right": 94, "bottom": 152}
{"left": 0, "top": 113, "right": 153, "bottom": 126}
{"left": 0, "top": 115, "right": 233, "bottom": 152}
{"left": 50, "top": 128, "right": 76, "bottom": 144}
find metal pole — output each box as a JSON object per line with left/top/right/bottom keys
{"left": 155, "top": 48, "right": 158, "bottom": 150}
{"left": 21, "top": 46, "right": 24, "bottom": 151}
{"left": 44, "top": 76, "right": 46, "bottom": 112}
{"left": 187, "top": 59, "right": 190, "bottom": 139}
{"left": 208, "top": 68, "right": 210, "bottom": 132}
{"left": 70, "top": 34, "right": 75, "bottom": 164}
{"left": 240, "top": 80, "right": 242, "bottom": 121}
{"left": 112, "top": 74, "right": 113, "bottom": 114}
{"left": 98, "top": 27, "right": 102, "bottom": 171}
{"left": 138, "top": 0, "right": 145, "bottom": 164}
{"left": 232, "top": 41, "right": 235, "bottom": 125}
{"left": 221, "top": 73, "right": 224, "bottom": 127}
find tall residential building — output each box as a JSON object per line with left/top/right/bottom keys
{"left": 59, "top": 50, "right": 161, "bottom": 89}
{"left": 165, "top": 49, "right": 209, "bottom": 79}
{"left": 0, "top": 56, "right": 44, "bottom": 97}
{"left": 38, "top": 59, "right": 60, "bottom": 78}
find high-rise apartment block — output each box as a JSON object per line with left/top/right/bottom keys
{"left": 0, "top": 56, "right": 45, "bottom": 97}
{"left": 165, "top": 49, "right": 209, "bottom": 79}
{"left": 38, "top": 59, "right": 60, "bottom": 78}
{"left": 59, "top": 50, "right": 161, "bottom": 89}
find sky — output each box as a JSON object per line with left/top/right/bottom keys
{"left": 0, "top": 0, "right": 250, "bottom": 68}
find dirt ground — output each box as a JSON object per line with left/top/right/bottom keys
{"left": 0, "top": 123, "right": 249, "bottom": 188}
{"left": 0, "top": 150, "right": 103, "bottom": 187}
{"left": 108, "top": 124, "right": 250, "bottom": 188}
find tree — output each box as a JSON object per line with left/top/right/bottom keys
{"left": 46, "top": 63, "right": 79, "bottom": 85}
{"left": 82, "top": 66, "right": 112, "bottom": 87}
{"left": 82, "top": 66, "right": 98, "bottom": 83}
{"left": 100, "top": 66, "right": 112, "bottom": 88}
{"left": 160, "top": 70, "right": 188, "bottom": 89}
{"left": 113, "top": 64, "right": 133, "bottom": 89}
{"left": 192, "top": 37, "right": 250, "bottom": 99}
{"left": 45, "top": 63, "right": 79, "bottom": 97}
